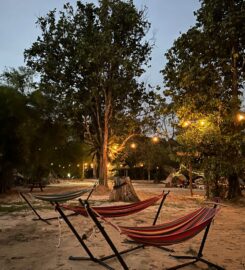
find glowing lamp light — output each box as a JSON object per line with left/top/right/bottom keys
{"left": 130, "top": 143, "right": 137, "bottom": 149}
{"left": 182, "top": 121, "right": 191, "bottom": 127}
{"left": 67, "top": 173, "right": 71, "bottom": 178}
{"left": 237, "top": 113, "right": 245, "bottom": 121}
{"left": 77, "top": 164, "right": 80, "bottom": 167}
{"left": 200, "top": 120, "right": 205, "bottom": 126}
{"left": 152, "top": 136, "right": 159, "bottom": 143}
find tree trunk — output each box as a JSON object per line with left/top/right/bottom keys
{"left": 231, "top": 46, "right": 239, "bottom": 104}
{"left": 99, "top": 90, "right": 112, "bottom": 187}
{"left": 188, "top": 162, "right": 193, "bottom": 197}
{"left": 227, "top": 173, "right": 242, "bottom": 199}
{"left": 99, "top": 152, "right": 104, "bottom": 185}
{"left": 102, "top": 117, "right": 108, "bottom": 186}
{"left": 205, "top": 179, "right": 210, "bottom": 199}
{"left": 147, "top": 167, "right": 151, "bottom": 180}
{"left": 109, "top": 177, "right": 140, "bottom": 202}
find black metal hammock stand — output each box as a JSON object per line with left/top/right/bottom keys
{"left": 80, "top": 200, "right": 225, "bottom": 270}
{"left": 19, "top": 182, "right": 97, "bottom": 224}
{"left": 53, "top": 190, "right": 170, "bottom": 269}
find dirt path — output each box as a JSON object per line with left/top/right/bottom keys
{"left": 0, "top": 180, "right": 244, "bottom": 270}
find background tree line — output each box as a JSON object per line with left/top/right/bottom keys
{"left": 0, "top": 0, "right": 244, "bottom": 199}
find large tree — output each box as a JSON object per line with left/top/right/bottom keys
{"left": 24, "top": 0, "right": 152, "bottom": 186}
{"left": 162, "top": 0, "right": 245, "bottom": 198}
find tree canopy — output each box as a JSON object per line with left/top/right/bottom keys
{"left": 161, "top": 0, "right": 245, "bottom": 198}
{"left": 24, "top": 0, "right": 154, "bottom": 186}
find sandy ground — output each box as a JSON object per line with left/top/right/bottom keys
{"left": 0, "top": 179, "right": 245, "bottom": 270}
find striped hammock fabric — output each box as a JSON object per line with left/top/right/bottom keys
{"left": 61, "top": 193, "right": 164, "bottom": 218}
{"left": 33, "top": 189, "right": 91, "bottom": 202}
{"left": 118, "top": 207, "right": 219, "bottom": 246}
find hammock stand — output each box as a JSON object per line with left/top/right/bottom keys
{"left": 20, "top": 183, "right": 96, "bottom": 225}
{"left": 54, "top": 190, "right": 170, "bottom": 269}
{"left": 82, "top": 200, "right": 224, "bottom": 270}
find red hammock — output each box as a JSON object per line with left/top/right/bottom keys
{"left": 117, "top": 207, "right": 219, "bottom": 246}
{"left": 60, "top": 193, "right": 164, "bottom": 218}
{"left": 81, "top": 201, "right": 224, "bottom": 270}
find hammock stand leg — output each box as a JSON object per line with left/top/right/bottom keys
{"left": 33, "top": 186, "right": 96, "bottom": 222}
{"left": 55, "top": 203, "right": 113, "bottom": 270}
{"left": 152, "top": 191, "right": 174, "bottom": 253}
{"left": 152, "top": 191, "right": 170, "bottom": 225}
{"left": 71, "top": 191, "right": 170, "bottom": 263}
{"left": 124, "top": 191, "right": 174, "bottom": 253}
{"left": 167, "top": 205, "right": 224, "bottom": 270}
{"left": 100, "top": 190, "right": 173, "bottom": 259}
{"left": 69, "top": 190, "right": 171, "bottom": 266}
{"left": 20, "top": 192, "right": 51, "bottom": 225}
{"left": 21, "top": 185, "right": 96, "bottom": 224}
{"left": 20, "top": 192, "right": 79, "bottom": 224}
{"left": 81, "top": 200, "right": 129, "bottom": 270}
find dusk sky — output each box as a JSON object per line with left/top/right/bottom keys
{"left": 0, "top": 0, "right": 201, "bottom": 86}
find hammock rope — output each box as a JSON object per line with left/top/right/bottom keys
{"left": 56, "top": 215, "right": 62, "bottom": 248}
{"left": 86, "top": 205, "right": 122, "bottom": 233}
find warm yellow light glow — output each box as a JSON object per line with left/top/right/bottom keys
{"left": 200, "top": 120, "right": 205, "bottom": 126}
{"left": 113, "top": 145, "right": 118, "bottom": 150}
{"left": 90, "top": 163, "right": 93, "bottom": 168}
{"left": 152, "top": 136, "right": 159, "bottom": 143}
{"left": 182, "top": 121, "right": 190, "bottom": 127}
{"left": 67, "top": 173, "right": 71, "bottom": 178}
{"left": 130, "top": 143, "right": 137, "bottom": 149}
{"left": 237, "top": 113, "right": 245, "bottom": 121}
{"left": 140, "top": 163, "right": 144, "bottom": 167}
{"left": 77, "top": 164, "right": 80, "bottom": 167}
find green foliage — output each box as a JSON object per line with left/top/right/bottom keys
{"left": 0, "top": 86, "right": 29, "bottom": 192}
{"left": 24, "top": 0, "right": 153, "bottom": 184}
{"left": 0, "top": 66, "right": 36, "bottom": 93}
{"left": 161, "top": 0, "right": 245, "bottom": 198}
{"left": 0, "top": 67, "right": 89, "bottom": 193}
{"left": 114, "top": 136, "right": 177, "bottom": 180}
